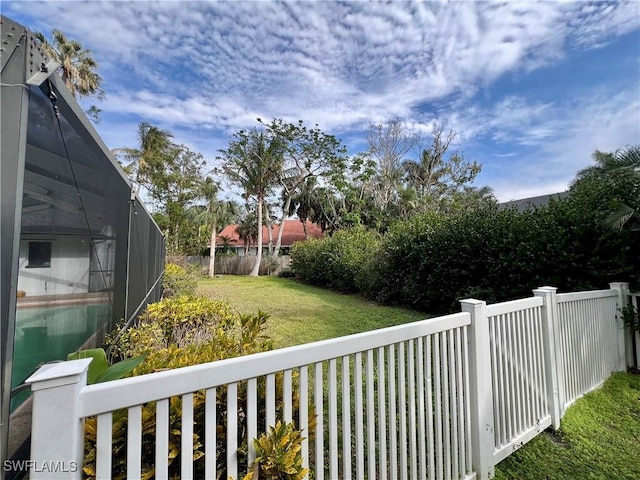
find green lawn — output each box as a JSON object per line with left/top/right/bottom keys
{"left": 495, "top": 372, "right": 640, "bottom": 480}
{"left": 198, "top": 275, "right": 427, "bottom": 348}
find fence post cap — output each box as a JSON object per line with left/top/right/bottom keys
{"left": 26, "top": 358, "right": 92, "bottom": 391}
{"left": 460, "top": 298, "right": 485, "bottom": 306}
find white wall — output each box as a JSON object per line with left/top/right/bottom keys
{"left": 18, "top": 238, "right": 90, "bottom": 296}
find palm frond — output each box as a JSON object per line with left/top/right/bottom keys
{"left": 603, "top": 204, "right": 636, "bottom": 231}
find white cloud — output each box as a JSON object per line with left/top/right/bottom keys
{"left": 3, "top": 1, "right": 639, "bottom": 201}
{"left": 480, "top": 88, "right": 640, "bottom": 201}
{"left": 8, "top": 1, "right": 636, "bottom": 133}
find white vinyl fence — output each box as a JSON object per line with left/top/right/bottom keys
{"left": 26, "top": 283, "right": 631, "bottom": 480}
{"left": 627, "top": 291, "right": 640, "bottom": 368}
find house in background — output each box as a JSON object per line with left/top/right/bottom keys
{"left": 217, "top": 220, "right": 323, "bottom": 256}
{"left": 499, "top": 192, "right": 569, "bottom": 212}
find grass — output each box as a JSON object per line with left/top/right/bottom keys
{"left": 495, "top": 372, "right": 640, "bottom": 480}
{"left": 198, "top": 275, "right": 427, "bottom": 348}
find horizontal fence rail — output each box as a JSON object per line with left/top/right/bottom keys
{"left": 26, "top": 283, "right": 631, "bottom": 480}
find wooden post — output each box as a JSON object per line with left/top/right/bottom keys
{"left": 460, "top": 299, "right": 495, "bottom": 480}
{"left": 533, "top": 287, "right": 563, "bottom": 429}
{"left": 609, "top": 282, "right": 630, "bottom": 371}
{"left": 25, "top": 359, "right": 91, "bottom": 479}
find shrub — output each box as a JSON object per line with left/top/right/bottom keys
{"left": 290, "top": 238, "right": 328, "bottom": 286}
{"left": 243, "top": 421, "right": 308, "bottom": 480}
{"left": 107, "top": 295, "right": 240, "bottom": 359}
{"left": 290, "top": 227, "right": 380, "bottom": 293}
{"left": 92, "top": 297, "right": 315, "bottom": 480}
{"left": 366, "top": 194, "right": 638, "bottom": 313}
{"left": 162, "top": 262, "right": 200, "bottom": 297}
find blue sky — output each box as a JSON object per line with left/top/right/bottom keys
{"left": 5, "top": 1, "right": 640, "bottom": 201}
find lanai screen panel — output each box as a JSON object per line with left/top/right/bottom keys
{"left": 12, "top": 80, "right": 131, "bottom": 409}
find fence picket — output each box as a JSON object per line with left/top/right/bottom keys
{"left": 314, "top": 362, "right": 324, "bottom": 480}
{"left": 155, "top": 399, "right": 169, "bottom": 479}
{"left": 247, "top": 380, "right": 257, "bottom": 466}
{"left": 227, "top": 383, "right": 238, "bottom": 480}
{"left": 433, "top": 335, "right": 443, "bottom": 480}
{"left": 416, "top": 337, "right": 427, "bottom": 480}
{"left": 126, "top": 405, "right": 142, "bottom": 479}
{"left": 284, "top": 369, "right": 293, "bottom": 423}
{"left": 398, "top": 342, "right": 408, "bottom": 478}
{"left": 96, "top": 413, "right": 112, "bottom": 479}
{"left": 377, "top": 347, "right": 388, "bottom": 479}
{"left": 329, "top": 359, "right": 338, "bottom": 479}
{"left": 205, "top": 388, "right": 217, "bottom": 479}
{"left": 387, "top": 345, "right": 398, "bottom": 480}
{"left": 181, "top": 393, "right": 194, "bottom": 479}
{"left": 299, "top": 366, "right": 309, "bottom": 479}
{"left": 366, "top": 349, "right": 376, "bottom": 480}
{"left": 342, "top": 356, "right": 352, "bottom": 480}
{"left": 449, "top": 330, "right": 459, "bottom": 480}
{"left": 355, "top": 353, "right": 365, "bottom": 480}
{"left": 408, "top": 340, "right": 418, "bottom": 480}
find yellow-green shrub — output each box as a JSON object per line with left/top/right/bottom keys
{"left": 243, "top": 421, "right": 308, "bottom": 480}
{"left": 162, "top": 262, "right": 199, "bottom": 297}
{"left": 107, "top": 295, "right": 240, "bottom": 358}
{"left": 89, "top": 300, "right": 293, "bottom": 479}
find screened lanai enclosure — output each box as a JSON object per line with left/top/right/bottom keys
{"left": 0, "top": 15, "right": 165, "bottom": 466}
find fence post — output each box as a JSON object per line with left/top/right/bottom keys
{"left": 609, "top": 282, "right": 630, "bottom": 371}
{"left": 533, "top": 287, "right": 563, "bottom": 429}
{"left": 460, "top": 299, "right": 495, "bottom": 480}
{"left": 25, "top": 359, "right": 91, "bottom": 479}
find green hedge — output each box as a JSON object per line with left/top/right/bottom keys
{"left": 290, "top": 227, "right": 380, "bottom": 293}
{"left": 290, "top": 168, "right": 639, "bottom": 314}
{"left": 366, "top": 200, "right": 637, "bottom": 313}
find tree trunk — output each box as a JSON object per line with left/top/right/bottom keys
{"left": 208, "top": 221, "right": 217, "bottom": 277}
{"left": 301, "top": 219, "right": 309, "bottom": 240}
{"left": 273, "top": 195, "right": 292, "bottom": 257}
{"left": 264, "top": 203, "right": 274, "bottom": 255}
{"left": 250, "top": 196, "right": 263, "bottom": 276}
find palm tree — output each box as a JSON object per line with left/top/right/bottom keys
{"left": 235, "top": 216, "right": 258, "bottom": 256}
{"left": 217, "top": 235, "right": 235, "bottom": 254}
{"left": 576, "top": 146, "right": 640, "bottom": 230}
{"left": 35, "top": 29, "right": 104, "bottom": 120}
{"left": 113, "top": 122, "right": 173, "bottom": 190}
{"left": 198, "top": 177, "right": 239, "bottom": 277}
{"left": 286, "top": 177, "right": 321, "bottom": 239}
{"left": 221, "top": 130, "right": 283, "bottom": 276}
{"left": 603, "top": 146, "right": 640, "bottom": 230}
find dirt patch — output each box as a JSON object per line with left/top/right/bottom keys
{"left": 547, "top": 430, "right": 572, "bottom": 448}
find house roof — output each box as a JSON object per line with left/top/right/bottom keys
{"left": 498, "top": 192, "right": 569, "bottom": 212}
{"left": 217, "top": 220, "right": 323, "bottom": 247}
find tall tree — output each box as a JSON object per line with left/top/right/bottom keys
{"left": 402, "top": 123, "right": 481, "bottom": 207}
{"left": 258, "top": 119, "right": 348, "bottom": 256}
{"left": 221, "top": 130, "right": 283, "bottom": 275}
{"left": 287, "top": 176, "right": 322, "bottom": 239}
{"left": 113, "top": 122, "right": 173, "bottom": 191}
{"left": 198, "top": 178, "right": 239, "bottom": 277}
{"left": 235, "top": 213, "right": 259, "bottom": 256}
{"left": 575, "top": 146, "right": 640, "bottom": 231}
{"left": 146, "top": 143, "right": 205, "bottom": 254}
{"left": 367, "top": 120, "right": 421, "bottom": 210}
{"left": 35, "top": 29, "right": 104, "bottom": 121}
